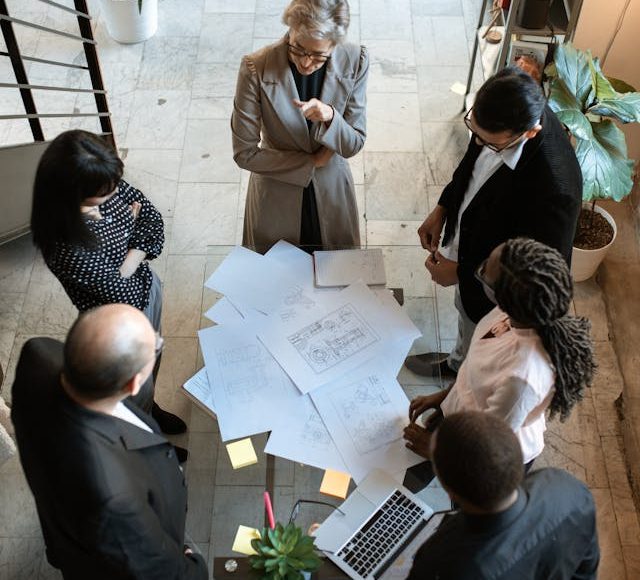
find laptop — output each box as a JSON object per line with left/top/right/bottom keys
{"left": 314, "top": 469, "right": 436, "bottom": 580}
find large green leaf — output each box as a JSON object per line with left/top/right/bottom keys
{"left": 589, "top": 56, "right": 617, "bottom": 101}
{"left": 590, "top": 92, "right": 640, "bottom": 123}
{"left": 552, "top": 43, "right": 594, "bottom": 109}
{"left": 575, "top": 120, "right": 634, "bottom": 201}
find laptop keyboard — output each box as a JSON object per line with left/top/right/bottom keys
{"left": 336, "top": 490, "right": 425, "bottom": 579}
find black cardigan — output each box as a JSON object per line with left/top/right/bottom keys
{"left": 439, "top": 106, "right": 582, "bottom": 323}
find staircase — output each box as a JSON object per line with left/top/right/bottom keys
{"left": 0, "top": 0, "right": 113, "bottom": 243}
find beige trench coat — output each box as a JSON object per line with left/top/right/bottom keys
{"left": 231, "top": 38, "right": 369, "bottom": 252}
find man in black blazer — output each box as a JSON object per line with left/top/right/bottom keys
{"left": 407, "top": 412, "right": 599, "bottom": 579}
{"left": 406, "top": 67, "right": 582, "bottom": 376}
{"left": 11, "top": 304, "right": 208, "bottom": 580}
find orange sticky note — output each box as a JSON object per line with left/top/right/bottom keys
{"left": 226, "top": 438, "right": 258, "bottom": 469}
{"left": 232, "top": 525, "right": 261, "bottom": 555}
{"left": 320, "top": 469, "right": 351, "bottom": 499}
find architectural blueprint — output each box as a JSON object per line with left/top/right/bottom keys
{"left": 264, "top": 394, "right": 348, "bottom": 473}
{"left": 311, "top": 362, "right": 425, "bottom": 483}
{"left": 259, "top": 282, "right": 401, "bottom": 394}
{"left": 198, "top": 320, "right": 299, "bottom": 441}
{"left": 287, "top": 304, "right": 380, "bottom": 373}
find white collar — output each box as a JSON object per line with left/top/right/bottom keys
{"left": 498, "top": 137, "right": 527, "bottom": 170}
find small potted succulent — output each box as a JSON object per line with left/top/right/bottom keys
{"left": 99, "top": 0, "right": 158, "bottom": 44}
{"left": 545, "top": 42, "right": 640, "bottom": 281}
{"left": 250, "top": 523, "right": 322, "bottom": 580}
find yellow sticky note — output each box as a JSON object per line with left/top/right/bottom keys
{"left": 320, "top": 469, "right": 351, "bottom": 499}
{"left": 226, "top": 438, "right": 258, "bottom": 469}
{"left": 232, "top": 525, "right": 261, "bottom": 555}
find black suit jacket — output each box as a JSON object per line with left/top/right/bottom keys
{"left": 11, "top": 338, "right": 208, "bottom": 580}
{"left": 439, "top": 106, "right": 582, "bottom": 323}
{"left": 408, "top": 468, "right": 599, "bottom": 580}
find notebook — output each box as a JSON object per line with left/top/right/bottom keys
{"left": 313, "top": 249, "right": 386, "bottom": 287}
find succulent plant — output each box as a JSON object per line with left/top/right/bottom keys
{"left": 249, "top": 523, "right": 322, "bottom": 580}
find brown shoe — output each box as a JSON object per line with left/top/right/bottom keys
{"left": 404, "top": 353, "right": 457, "bottom": 378}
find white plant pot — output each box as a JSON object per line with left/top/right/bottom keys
{"left": 100, "top": 0, "right": 158, "bottom": 44}
{"left": 571, "top": 204, "right": 617, "bottom": 282}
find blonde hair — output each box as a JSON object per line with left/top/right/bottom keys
{"left": 282, "top": 0, "right": 350, "bottom": 43}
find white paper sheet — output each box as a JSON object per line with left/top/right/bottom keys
{"left": 258, "top": 281, "right": 422, "bottom": 394}
{"left": 311, "top": 361, "right": 424, "bottom": 483}
{"left": 204, "top": 246, "right": 299, "bottom": 314}
{"left": 183, "top": 367, "right": 216, "bottom": 414}
{"left": 264, "top": 394, "right": 348, "bottom": 473}
{"left": 203, "top": 297, "right": 244, "bottom": 324}
{"left": 198, "top": 321, "right": 299, "bottom": 441}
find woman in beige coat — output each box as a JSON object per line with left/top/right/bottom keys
{"left": 231, "top": 0, "right": 369, "bottom": 253}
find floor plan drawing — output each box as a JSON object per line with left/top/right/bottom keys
{"left": 216, "top": 342, "right": 293, "bottom": 406}
{"left": 287, "top": 304, "right": 380, "bottom": 373}
{"left": 328, "top": 375, "right": 402, "bottom": 454}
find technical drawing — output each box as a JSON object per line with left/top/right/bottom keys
{"left": 217, "top": 343, "right": 288, "bottom": 405}
{"left": 300, "top": 412, "right": 333, "bottom": 449}
{"left": 287, "top": 304, "right": 379, "bottom": 373}
{"left": 329, "top": 375, "right": 402, "bottom": 454}
{"left": 278, "top": 285, "right": 317, "bottom": 322}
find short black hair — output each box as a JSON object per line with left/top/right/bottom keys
{"left": 433, "top": 412, "right": 523, "bottom": 510}
{"left": 473, "top": 66, "right": 546, "bottom": 134}
{"left": 63, "top": 311, "right": 148, "bottom": 401}
{"left": 31, "top": 130, "right": 123, "bottom": 256}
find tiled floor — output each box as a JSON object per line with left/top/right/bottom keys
{"left": 1, "top": 0, "right": 639, "bottom": 578}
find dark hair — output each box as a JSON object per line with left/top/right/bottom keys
{"left": 63, "top": 311, "right": 149, "bottom": 401}
{"left": 31, "top": 130, "right": 123, "bottom": 256}
{"left": 473, "top": 66, "right": 546, "bottom": 134}
{"left": 433, "top": 412, "right": 523, "bottom": 510}
{"left": 495, "top": 238, "right": 596, "bottom": 421}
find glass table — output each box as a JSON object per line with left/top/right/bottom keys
{"left": 182, "top": 244, "right": 453, "bottom": 570}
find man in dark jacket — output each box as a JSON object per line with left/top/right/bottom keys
{"left": 11, "top": 304, "right": 208, "bottom": 580}
{"left": 406, "top": 67, "right": 582, "bottom": 377}
{"left": 407, "top": 412, "right": 599, "bottom": 579}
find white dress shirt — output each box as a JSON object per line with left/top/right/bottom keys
{"left": 112, "top": 401, "right": 153, "bottom": 433}
{"left": 440, "top": 139, "right": 527, "bottom": 261}
{"left": 440, "top": 307, "right": 555, "bottom": 463}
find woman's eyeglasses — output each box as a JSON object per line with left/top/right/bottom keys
{"left": 287, "top": 43, "right": 332, "bottom": 63}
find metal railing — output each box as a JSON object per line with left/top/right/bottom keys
{"left": 0, "top": 0, "right": 114, "bottom": 146}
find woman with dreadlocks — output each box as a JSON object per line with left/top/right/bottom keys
{"left": 403, "top": 237, "right": 596, "bottom": 469}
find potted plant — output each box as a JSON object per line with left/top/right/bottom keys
{"left": 545, "top": 42, "right": 640, "bottom": 281}
{"left": 99, "top": 0, "right": 158, "bottom": 44}
{"left": 250, "top": 522, "right": 322, "bottom": 580}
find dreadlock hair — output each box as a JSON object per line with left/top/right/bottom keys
{"left": 494, "top": 238, "right": 596, "bottom": 422}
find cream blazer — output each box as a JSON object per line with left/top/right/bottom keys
{"left": 231, "top": 38, "right": 369, "bottom": 252}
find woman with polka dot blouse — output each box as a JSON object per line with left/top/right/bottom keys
{"left": 31, "top": 131, "right": 187, "bottom": 459}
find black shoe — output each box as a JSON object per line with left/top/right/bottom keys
{"left": 404, "top": 353, "right": 457, "bottom": 378}
{"left": 175, "top": 445, "right": 189, "bottom": 464}
{"left": 152, "top": 403, "right": 187, "bottom": 435}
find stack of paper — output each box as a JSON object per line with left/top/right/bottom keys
{"left": 183, "top": 241, "right": 425, "bottom": 483}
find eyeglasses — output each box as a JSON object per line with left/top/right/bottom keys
{"left": 154, "top": 332, "right": 164, "bottom": 359}
{"left": 463, "top": 108, "right": 524, "bottom": 153}
{"left": 287, "top": 43, "right": 332, "bottom": 63}
{"left": 288, "top": 499, "right": 345, "bottom": 524}
{"left": 474, "top": 259, "right": 490, "bottom": 286}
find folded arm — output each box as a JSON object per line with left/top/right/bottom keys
{"left": 231, "top": 57, "right": 316, "bottom": 187}
{"left": 312, "top": 46, "right": 369, "bottom": 158}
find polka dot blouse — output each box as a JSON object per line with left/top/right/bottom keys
{"left": 45, "top": 180, "right": 164, "bottom": 312}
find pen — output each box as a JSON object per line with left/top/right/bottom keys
{"left": 264, "top": 491, "right": 275, "bottom": 530}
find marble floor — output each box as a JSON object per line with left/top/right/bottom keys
{"left": 0, "top": 0, "right": 639, "bottom": 578}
